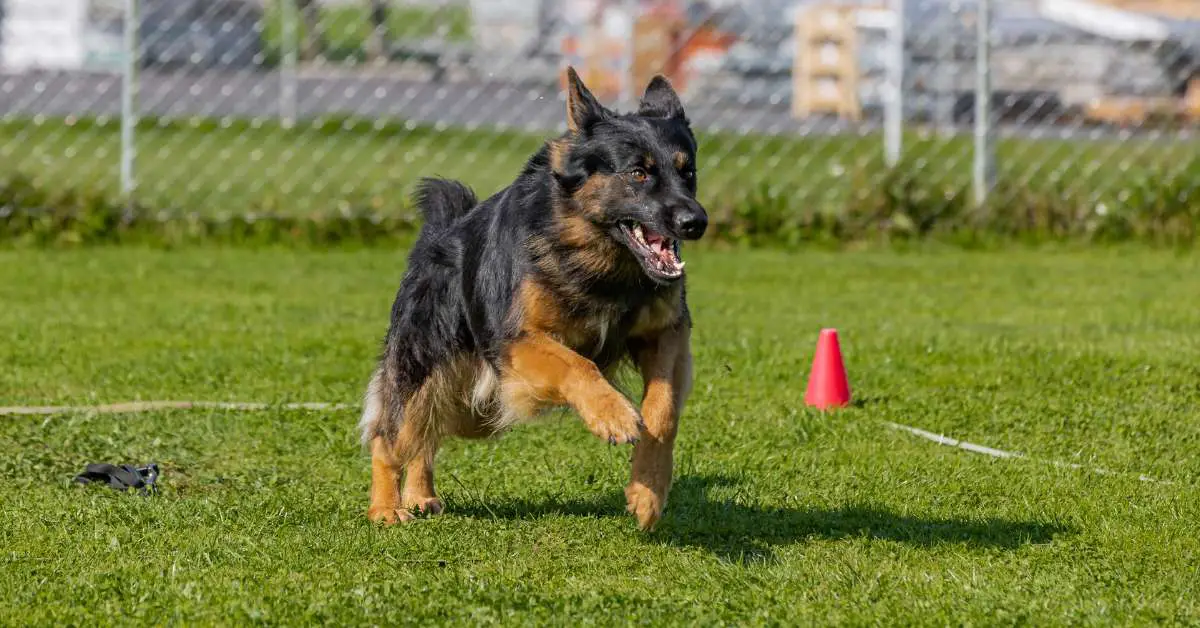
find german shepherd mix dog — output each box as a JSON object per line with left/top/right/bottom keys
{"left": 358, "top": 67, "right": 707, "bottom": 531}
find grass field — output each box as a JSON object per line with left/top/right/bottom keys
{"left": 2, "top": 245, "right": 1199, "bottom": 624}
{"left": 2, "top": 118, "right": 1195, "bottom": 220}
{"left": 259, "top": 2, "right": 474, "bottom": 61}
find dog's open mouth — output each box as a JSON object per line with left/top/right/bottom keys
{"left": 618, "top": 221, "right": 684, "bottom": 280}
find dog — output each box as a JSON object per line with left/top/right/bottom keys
{"left": 358, "top": 66, "right": 707, "bottom": 531}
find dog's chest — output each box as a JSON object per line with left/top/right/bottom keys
{"left": 519, "top": 278, "right": 682, "bottom": 366}
{"left": 555, "top": 308, "right": 625, "bottom": 364}
{"left": 563, "top": 295, "right": 681, "bottom": 365}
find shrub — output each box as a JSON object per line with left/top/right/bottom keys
{"left": 2, "top": 159, "right": 1198, "bottom": 249}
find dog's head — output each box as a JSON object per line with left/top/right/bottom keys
{"left": 551, "top": 67, "right": 707, "bottom": 284}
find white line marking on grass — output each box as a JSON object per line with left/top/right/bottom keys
{"left": 886, "top": 422, "right": 1020, "bottom": 459}
{"left": 0, "top": 402, "right": 1178, "bottom": 486}
{"left": 0, "top": 401, "right": 353, "bottom": 416}
{"left": 884, "top": 421, "right": 1173, "bottom": 485}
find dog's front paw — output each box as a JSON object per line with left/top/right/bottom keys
{"left": 624, "top": 482, "right": 664, "bottom": 531}
{"left": 582, "top": 392, "right": 644, "bottom": 445}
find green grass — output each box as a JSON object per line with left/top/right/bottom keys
{"left": 1, "top": 118, "right": 1195, "bottom": 222}
{"left": 260, "top": 2, "right": 474, "bottom": 61}
{"left": 2, "top": 245, "right": 1199, "bottom": 624}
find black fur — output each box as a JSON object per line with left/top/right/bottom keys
{"left": 412, "top": 177, "right": 477, "bottom": 232}
{"left": 362, "top": 68, "right": 706, "bottom": 446}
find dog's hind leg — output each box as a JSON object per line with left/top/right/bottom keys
{"left": 367, "top": 359, "right": 477, "bottom": 523}
{"left": 367, "top": 436, "right": 405, "bottom": 523}
{"left": 368, "top": 411, "right": 445, "bottom": 523}
{"left": 398, "top": 452, "right": 443, "bottom": 521}
{"left": 625, "top": 324, "right": 692, "bottom": 531}
{"left": 363, "top": 369, "right": 408, "bottom": 523}
{"left": 368, "top": 434, "right": 444, "bottom": 523}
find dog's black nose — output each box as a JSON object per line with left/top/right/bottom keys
{"left": 673, "top": 210, "right": 708, "bottom": 240}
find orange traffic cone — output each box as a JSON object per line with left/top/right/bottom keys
{"left": 804, "top": 328, "right": 851, "bottom": 410}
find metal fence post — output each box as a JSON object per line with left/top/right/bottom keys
{"left": 884, "top": 0, "right": 905, "bottom": 167}
{"left": 120, "top": 0, "right": 138, "bottom": 211}
{"left": 936, "top": 4, "right": 954, "bottom": 136}
{"left": 973, "top": 0, "right": 995, "bottom": 207}
{"left": 619, "top": 0, "right": 635, "bottom": 113}
{"left": 281, "top": 0, "right": 298, "bottom": 129}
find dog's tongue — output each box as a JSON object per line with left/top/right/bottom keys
{"left": 645, "top": 230, "right": 678, "bottom": 267}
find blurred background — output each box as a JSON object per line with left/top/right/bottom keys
{"left": 0, "top": 0, "right": 1197, "bottom": 229}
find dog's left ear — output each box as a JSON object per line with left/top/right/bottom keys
{"left": 638, "top": 75, "right": 687, "bottom": 122}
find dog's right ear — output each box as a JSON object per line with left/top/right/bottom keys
{"left": 565, "top": 66, "right": 611, "bottom": 134}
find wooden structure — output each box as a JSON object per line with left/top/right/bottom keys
{"left": 1187, "top": 78, "right": 1200, "bottom": 118}
{"left": 1079, "top": 1, "right": 1200, "bottom": 124}
{"left": 630, "top": 14, "right": 683, "bottom": 96}
{"left": 792, "top": 3, "right": 876, "bottom": 121}
{"left": 1085, "top": 78, "right": 1200, "bottom": 125}
{"left": 1091, "top": 0, "right": 1200, "bottom": 20}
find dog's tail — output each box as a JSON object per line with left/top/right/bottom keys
{"left": 358, "top": 366, "right": 386, "bottom": 449}
{"left": 413, "top": 177, "right": 477, "bottom": 233}
{"left": 358, "top": 364, "right": 407, "bottom": 451}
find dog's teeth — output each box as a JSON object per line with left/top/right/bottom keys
{"left": 677, "top": 261, "right": 685, "bottom": 271}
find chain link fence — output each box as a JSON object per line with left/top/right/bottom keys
{"left": 0, "top": 0, "right": 1197, "bottom": 223}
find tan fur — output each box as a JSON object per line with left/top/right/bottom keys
{"left": 358, "top": 368, "right": 386, "bottom": 448}
{"left": 517, "top": 279, "right": 618, "bottom": 355}
{"left": 368, "top": 436, "right": 446, "bottom": 524}
{"left": 369, "top": 271, "right": 690, "bottom": 528}
{"left": 555, "top": 215, "right": 624, "bottom": 278}
{"left": 367, "top": 355, "right": 505, "bottom": 524}
{"left": 558, "top": 214, "right": 600, "bottom": 248}
{"left": 625, "top": 323, "right": 692, "bottom": 531}
{"left": 548, "top": 139, "right": 568, "bottom": 173}
{"left": 367, "top": 66, "right": 699, "bottom": 529}
{"left": 490, "top": 279, "right": 639, "bottom": 440}
{"left": 566, "top": 69, "right": 594, "bottom": 134}
{"left": 561, "top": 175, "right": 651, "bottom": 283}
{"left": 500, "top": 331, "right": 643, "bottom": 444}
{"left": 576, "top": 248, "right": 623, "bottom": 278}
{"left": 574, "top": 173, "right": 622, "bottom": 219}
{"left": 518, "top": 279, "right": 563, "bottom": 333}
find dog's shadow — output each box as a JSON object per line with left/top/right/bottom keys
{"left": 452, "top": 473, "right": 1071, "bottom": 563}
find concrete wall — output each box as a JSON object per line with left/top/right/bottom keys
{"left": 1, "top": 0, "right": 89, "bottom": 70}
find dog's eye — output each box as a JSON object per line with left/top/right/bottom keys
{"left": 630, "top": 168, "right": 649, "bottom": 183}
{"left": 681, "top": 169, "right": 695, "bottom": 180}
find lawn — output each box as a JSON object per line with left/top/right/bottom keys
{"left": 259, "top": 2, "right": 475, "bottom": 60}
{"left": 2, "top": 245, "right": 1198, "bottom": 624}
{"left": 1, "top": 118, "right": 1195, "bottom": 220}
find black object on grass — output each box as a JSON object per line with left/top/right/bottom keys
{"left": 73, "top": 463, "right": 160, "bottom": 495}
